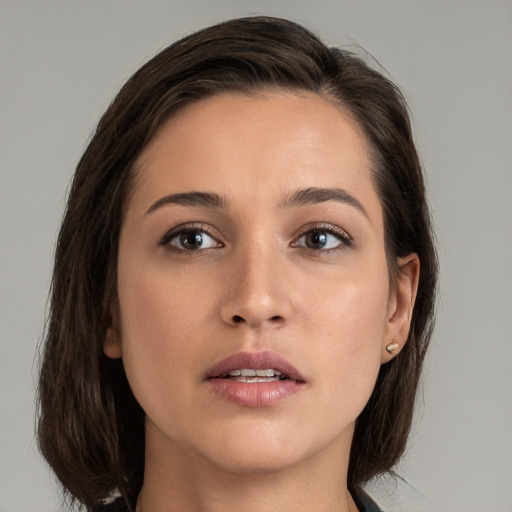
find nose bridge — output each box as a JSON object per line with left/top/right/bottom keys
{"left": 221, "top": 236, "right": 290, "bottom": 328}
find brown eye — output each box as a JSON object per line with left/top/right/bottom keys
{"left": 304, "top": 231, "right": 328, "bottom": 249}
{"left": 169, "top": 230, "right": 218, "bottom": 251}
{"left": 295, "top": 229, "right": 351, "bottom": 251}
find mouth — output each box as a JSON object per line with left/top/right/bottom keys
{"left": 219, "top": 368, "right": 287, "bottom": 383}
{"left": 205, "top": 351, "right": 306, "bottom": 407}
{"left": 205, "top": 350, "right": 306, "bottom": 383}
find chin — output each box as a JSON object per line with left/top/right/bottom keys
{"left": 207, "top": 449, "right": 302, "bottom": 475}
{"left": 195, "top": 423, "right": 328, "bottom": 476}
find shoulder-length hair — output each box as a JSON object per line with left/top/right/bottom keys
{"left": 37, "top": 16, "right": 438, "bottom": 512}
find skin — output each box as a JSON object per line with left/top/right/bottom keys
{"left": 104, "top": 91, "right": 419, "bottom": 512}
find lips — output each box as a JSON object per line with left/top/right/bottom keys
{"left": 205, "top": 351, "right": 306, "bottom": 382}
{"left": 205, "top": 351, "right": 306, "bottom": 407}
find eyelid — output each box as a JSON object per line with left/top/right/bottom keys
{"left": 159, "top": 222, "right": 223, "bottom": 249}
{"left": 158, "top": 221, "right": 353, "bottom": 252}
{"left": 290, "top": 222, "right": 354, "bottom": 249}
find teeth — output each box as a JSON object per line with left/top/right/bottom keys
{"left": 234, "top": 377, "right": 279, "bottom": 383}
{"left": 255, "top": 369, "right": 278, "bottom": 377}
{"left": 227, "top": 369, "right": 282, "bottom": 377}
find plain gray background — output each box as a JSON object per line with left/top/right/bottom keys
{"left": 1, "top": 1, "right": 511, "bottom": 511}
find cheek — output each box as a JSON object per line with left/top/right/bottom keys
{"left": 299, "top": 267, "right": 389, "bottom": 414}
{"left": 301, "top": 261, "right": 390, "bottom": 347}
{"left": 118, "top": 255, "right": 213, "bottom": 346}
{"left": 115, "top": 265, "right": 207, "bottom": 416}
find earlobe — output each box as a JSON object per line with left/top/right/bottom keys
{"left": 381, "top": 254, "right": 420, "bottom": 364}
{"left": 103, "top": 304, "right": 122, "bottom": 359}
{"left": 104, "top": 327, "right": 122, "bottom": 359}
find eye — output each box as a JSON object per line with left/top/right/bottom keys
{"left": 294, "top": 226, "right": 353, "bottom": 251}
{"left": 160, "top": 225, "right": 222, "bottom": 252}
{"left": 171, "top": 230, "right": 218, "bottom": 250}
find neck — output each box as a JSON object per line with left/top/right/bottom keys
{"left": 136, "top": 424, "right": 359, "bottom": 512}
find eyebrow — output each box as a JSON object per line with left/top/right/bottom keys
{"left": 145, "top": 192, "right": 225, "bottom": 215}
{"left": 145, "top": 187, "right": 368, "bottom": 218}
{"left": 281, "top": 187, "right": 368, "bottom": 218}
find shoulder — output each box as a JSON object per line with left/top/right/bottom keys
{"left": 97, "top": 498, "right": 129, "bottom": 512}
{"left": 354, "top": 486, "right": 385, "bottom": 512}
{"left": 362, "top": 475, "right": 441, "bottom": 512}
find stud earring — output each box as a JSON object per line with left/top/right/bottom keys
{"left": 386, "top": 343, "right": 399, "bottom": 354}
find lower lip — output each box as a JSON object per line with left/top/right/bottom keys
{"left": 206, "top": 378, "right": 304, "bottom": 407}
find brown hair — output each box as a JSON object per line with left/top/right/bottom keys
{"left": 37, "top": 16, "right": 438, "bottom": 511}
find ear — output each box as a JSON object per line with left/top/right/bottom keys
{"left": 381, "top": 254, "right": 420, "bottom": 364}
{"left": 103, "top": 302, "right": 122, "bottom": 359}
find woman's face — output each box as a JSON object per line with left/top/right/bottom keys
{"left": 105, "top": 91, "right": 415, "bottom": 475}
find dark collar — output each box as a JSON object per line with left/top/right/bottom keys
{"left": 353, "top": 486, "right": 384, "bottom": 512}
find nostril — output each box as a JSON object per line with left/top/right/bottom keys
{"left": 229, "top": 314, "right": 283, "bottom": 325}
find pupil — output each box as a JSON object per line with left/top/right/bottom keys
{"left": 181, "top": 232, "right": 202, "bottom": 249}
{"left": 306, "top": 232, "right": 327, "bottom": 249}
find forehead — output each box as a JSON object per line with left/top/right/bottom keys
{"left": 130, "top": 91, "right": 381, "bottom": 223}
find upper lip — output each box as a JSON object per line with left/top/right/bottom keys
{"left": 205, "top": 350, "right": 306, "bottom": 382}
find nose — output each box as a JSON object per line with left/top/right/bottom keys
{"left": 220, "top": 243, "right": 292, "bottom": 329}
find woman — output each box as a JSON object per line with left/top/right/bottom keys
{"left": 37, "top": 16, "right": 437, "bottom": 512}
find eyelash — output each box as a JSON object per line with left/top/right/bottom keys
{"left": 159, "top": 223, "right": 222, "bottom": 254}
{"left": 159, "top": 222, "right": 353, "bottom": 254}
{"left": 292, "top": 223, "right": 354, "bottom": 253}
